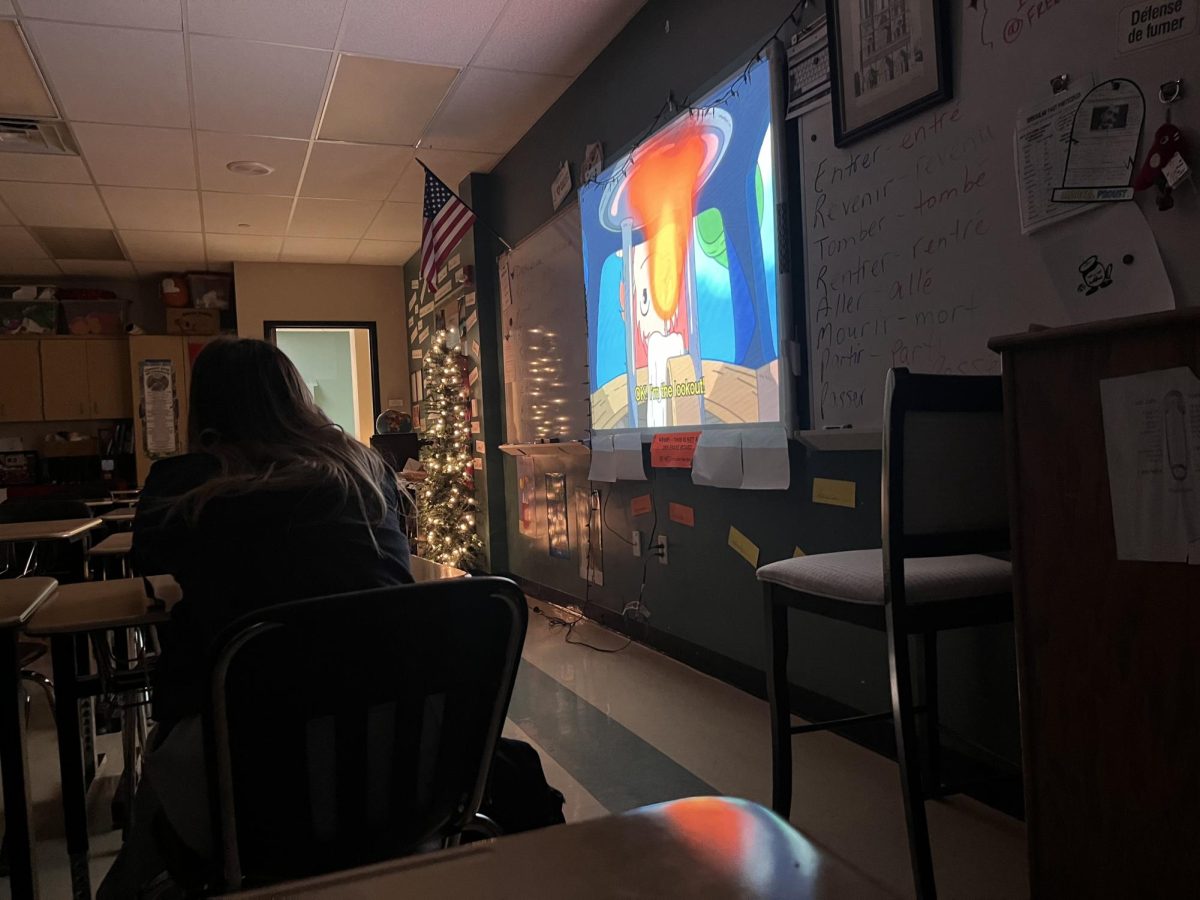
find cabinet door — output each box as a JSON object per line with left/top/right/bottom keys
{"left": 0, "top": 340, "right": 43, "bottom": 422}
{"left": 86, "top": 339, "right": 132, "bottom": 418}
{"left": 40, "top": 340, "right": 91, "bottom": 421}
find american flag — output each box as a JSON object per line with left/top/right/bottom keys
{"left": 420, "top": 165, "right": 476, "bottom": 285}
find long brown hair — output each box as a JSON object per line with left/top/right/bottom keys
{"left": 175, "top": 337, "right": 390, "bottom": 527}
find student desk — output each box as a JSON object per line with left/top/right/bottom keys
{"left": 0, "top": 518, "right": 102, "bottom": 580}
{"left": 409, "top": 555, "right": 467, "bottom": 582}
{"left": 228, "top": 796, "right": 897, "bottom": 899}
{"left": 26, "top": 576, "right": 180, "bottom": 900}
{"left": 0, "top": 577, "right": 58, "bottom": 900}
{"left": 99, "top": 508, "right": 136, "bottom": 526}
{"left": 990, "top": 309, "right": 1200, "bottom": 898}
{"left": 87, "top": 532, "right": 134, "bottom": 579}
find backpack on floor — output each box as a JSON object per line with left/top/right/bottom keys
{"left": 478, "top": 737, "right": 567, "bottom": 834}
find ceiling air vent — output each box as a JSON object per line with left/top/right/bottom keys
{"left": 0, "top": 117, "right": 77, "bottom": 155}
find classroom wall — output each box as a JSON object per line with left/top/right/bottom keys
{"left": 234, "top": 262, "right": 410, "bottom": 411}
{"left": 483, "top": 0, "right": 1022, "bottom": 765}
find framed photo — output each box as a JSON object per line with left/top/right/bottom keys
{"left": 827, "top": 0, "right": 951, "bottom": 147}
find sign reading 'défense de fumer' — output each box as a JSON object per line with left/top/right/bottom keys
{"left": 1118, "top": 0, "right": 1196, "bottom": 53}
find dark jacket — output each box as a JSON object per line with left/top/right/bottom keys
{"left": 133, "top": 453, "right": 413, "bottom": 727}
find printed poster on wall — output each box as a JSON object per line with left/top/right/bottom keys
{"left": 140, "top": 359, "right": 179, "bottom": 457}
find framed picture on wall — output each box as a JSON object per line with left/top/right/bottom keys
{"left": 827, "top": 0, "right": 952, "bottom": 147}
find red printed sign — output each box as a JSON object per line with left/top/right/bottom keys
{"left": 650, "top": 431, "right": 701, "bottom": 468}
{"left": 668, "top": 502, "right": 695, "bottom": 527}
{"left": 630, "top": 494, "right": 653, "bottom": 517}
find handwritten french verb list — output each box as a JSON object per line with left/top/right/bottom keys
{"left": 808, "top": 104, "right": 1002, "bottom": 423}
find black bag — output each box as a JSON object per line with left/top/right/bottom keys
{"left": 478, "top": 738, "right": 566, "bottom": 834}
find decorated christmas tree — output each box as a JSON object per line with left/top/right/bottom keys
{"left": 418, "top": 330, "right": 481, "bottom": 567}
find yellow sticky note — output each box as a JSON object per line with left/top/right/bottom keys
{"left": 793, "top": 546, "right": 806, "bottom": 557}
{"left": 812, "top": 477, "right": 856, "bottom": 508}
{"left": 728, "top": 526, "right": 760, "bottom": 568}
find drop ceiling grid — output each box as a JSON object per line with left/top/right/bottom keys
{"left": 0, "top": 0, "right": 646, "bottom": 270}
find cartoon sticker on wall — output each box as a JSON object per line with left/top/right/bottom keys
{"left": 1076, "top": 255, "right": 1114, "bottom": 295}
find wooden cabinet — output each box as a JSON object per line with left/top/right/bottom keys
{"left": 0, "top": 340, "right": 44, "bottom": 422}
{"left": 39, "top": 338, "right": 132, "bottom": 421}
{"left": 40, "top": 340, "right": 90, "bottom": 420}
{"left": 86, "top": 339, "right": 132, "bottom": 418}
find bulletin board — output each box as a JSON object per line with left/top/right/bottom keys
{"left": 499, "top": 203, "right": 591, "bottom": 444}
{"left": 801, "top": 0, "right": 1200, "bottom": 430}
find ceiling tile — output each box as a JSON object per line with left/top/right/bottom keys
{"left": 190, "top": 35, "right": 332, "bottom": 139}
{"left": 18, "top": 0, "right": 181, "bottom": 29}
{"left": 0, "top": 182, "right": 110, "bottom": 228}
{"left": 74, "top": 123, "right": 196, "bottom": 189}
{"left": 0, "top": 152, "right": 90, "bottom": 184}
{"left": 0, "top": 21, "right": 57, "bottom": 117}
{"left": 32, "top": 226, "right": 124, "bottom": 259}
{"left": 396, "top": 148, "right": 501, "bottom": 201}
{"left": 351, "top": 239, "right": 418, "bottom": 265}
{"left": 186, "top": 0, "right": 345, "bottom": 49}
{"left": 25, "top": 21, "right": 189, "bottom": 127}
{"left": 423, "top": 68, "right": 571, "bottom": 153}
{"left": 364, "top": 202, "right": 421, "bottom": 241}
{"left": 120, "top": 230, "right": 206, "bottom": 261}
{"left": 0, "top": 259, "right": 61, "bottom": 276}
{"left": 320, "top": 55, "right": 458, "bottom": 146}
{"left": 300, "top": 142, "right": 411, "bottom": 201}
{"left": 288, "top": 198, "right": 380, "bottom": 239}
{"left": 387, "top": 161, "right": 423, "bottom": 202}
{"left": 196, "top": 132, "right": 308, "bottom": 195}
{"left": 0, "top": 200, "right": 15, "bottom": 226}
{"left": 475, "top": 0, "right": 645, "bottom": 76}
{"left": 340, "top": 0, "right": 507, "bottom": 66}
{"left": 100, "top": 186, "right": 201, "bottom": 232}
{"left": 0, "top": 1, "right": 16, "bottom": 16}
{"left": 133, "top": 260, "right": 210, "bottom": 277}
{"left": 0, "top": 226, "right": 48, "bottom": 257}
{"left": 205, "top": 232, "right": 282, "bottom": 262}
{"left": 57, "top": 259, "right": 136, "bottom": 277}
{"left": 202, "top": 192, "right": 292, "bottom": 235}
{"left": 280, "top": 236, "right": 357, "bottom": 263}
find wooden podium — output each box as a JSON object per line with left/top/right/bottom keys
{"left": 989, "top": 310, "right": 1200, "bottom": 899}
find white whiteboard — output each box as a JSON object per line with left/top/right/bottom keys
{"left": 802, "top": 0, "right": 1199, "bottom": 429}
{"left": 501, "top": 203, "right": 591, "bottom": 443}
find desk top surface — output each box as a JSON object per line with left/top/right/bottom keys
{"left": 100, "top": 508, "right": 136, "bottom": 522}
{"left": 88, "top": 532, "right": 133, "bottom": 555}
{"left": 229, "top": 797, "right": 898, "bottom": 900}
{"left": 0, "top": 518, "right": 103, "bottom": 542}
{"left": 409, "top": 556, "right": 467, "bottom": 582}
{"left": 26, "top": 575, "right": 179, "bottom": 635}
{"left": 0, "top": 578, "right": 58, "bottom": 628}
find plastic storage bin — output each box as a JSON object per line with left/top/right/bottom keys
{"left": 62, "top": 299, "right": 126, "bottom": 335}
{"left": 0, "top": 298, "right": 57, "bottom": 334}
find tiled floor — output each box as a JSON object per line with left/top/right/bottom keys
{"left": 1, "top": 605, "right": 1027, "bottom": 899}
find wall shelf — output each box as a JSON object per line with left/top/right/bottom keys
{"left": 794, "top": 429, "right": 882, "bottom": 452}
{"left": 499, "top": 441, "right": 590, "bottom": 457}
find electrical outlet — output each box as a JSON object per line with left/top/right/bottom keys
{"left": 655, "top": 535, "right": 668, "bottom": 565}
{"left": 632, "top": 530, "right": 641, "bottom": 557}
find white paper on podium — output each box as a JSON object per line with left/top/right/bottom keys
{"left": 1099, "top": 367, "right": 1200, "bottom": 563}
{"left": 740, "top": 427, "right": 791, "bottom": 490}
{"left": 613, "top": 432, "right": 647, "bottom": 481}
{"left": 692, "top": 431, "right": 743, "bottom": 488}
{"left": 588, "top": 434, "right": 616, "bottom": 483}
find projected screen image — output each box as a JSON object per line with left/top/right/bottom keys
{"left": 580, "top": 56, "right": 781, "bottom": 431}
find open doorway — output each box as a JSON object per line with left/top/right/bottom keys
{"left": 265, "top": 321, "right": 379, "bottom": 442}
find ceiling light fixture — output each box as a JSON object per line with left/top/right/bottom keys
{"left": 226, "top": 160, "right": 274, "bottom": 176}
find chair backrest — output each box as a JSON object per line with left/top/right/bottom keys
{"left": 203, "top": 576, "right": 528, "bottom": 891}
{"left": 0, "top": 497, "right": 91, "bottom": 523}
{"left": 882, "top": 367, "right": 1008, "bottom": 566}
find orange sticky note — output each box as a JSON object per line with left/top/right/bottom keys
{"left": 728, "top": 526, "right": 759, "bottom": 567}
{"left": 630, "top": 494, "right": 653, "bottom": 516}
{"left": 812, "top": 477, "right": 856, "bottom": 508}
{"left": 650, "top": 431, "right": 701, "bottom": 468}
{"left": 669, "top": 502, "right": 695, "bottom": 527}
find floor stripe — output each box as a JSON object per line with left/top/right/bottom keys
{"left": 507, "top": 659, "right": 717, "bottom": 813}
{"left": 502, "top": 720, "right": 609, "bottom": 823}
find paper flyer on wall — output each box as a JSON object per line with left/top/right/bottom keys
{"left": 1099, "top": 367, "right": 1200, "bottom": 563}
{"left": 1014, "top": 88, "right": 1094, "bottom": 234}
{"left": 140, "top": 359, "right": 178, "bottom": 457}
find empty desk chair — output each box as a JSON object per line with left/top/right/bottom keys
{"left": 757, "top": 368, "right": 1013, "bottom": 900}
{"left": 202, "top": 576, "right": 528, "bottom": 892}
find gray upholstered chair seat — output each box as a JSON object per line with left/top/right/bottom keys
{"left": 756, "top": 549, "right": 1011, "bottom": 606}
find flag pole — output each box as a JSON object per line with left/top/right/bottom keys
{"left": 416, "top": 158, "right": 514, "bottom": 252}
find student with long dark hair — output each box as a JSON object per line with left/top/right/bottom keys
{"left": 101, "top": 337, "right": 413, "bottom": 896}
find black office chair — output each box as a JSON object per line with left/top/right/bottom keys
{"left": 202, "top": 576, "right": 528, "bottom": 892}
{"left": 0, "top": 496, "right": 93, "bottom": 581}
{"left": 757, "top": 368, "right": 1013, "bottom": 900}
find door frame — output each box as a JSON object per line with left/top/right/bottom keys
{"left": 263, "top": 320, "right": 381, "bottom": 423}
